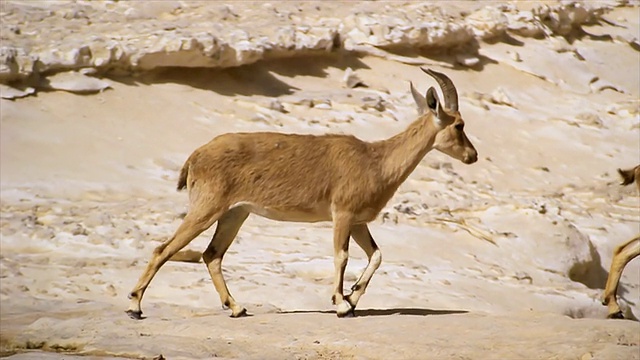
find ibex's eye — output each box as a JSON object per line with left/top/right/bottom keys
{"left": 455, "top": 123, "right": 464, "bottom": 131}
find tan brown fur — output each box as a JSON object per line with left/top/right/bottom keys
{"left": 126, "top": 67, "right": 478, "bottom": 319}
{"left": 177, "top": 160, "right": 189, "bottom": 191}
{"left": 185, "top": 132, "right": 387, "bottom": 223}
{"left": 602, "top": 165, "right": 640, "bottom": 319}
{"left": 617, "top": 165, "right": 640, "bottom": 189}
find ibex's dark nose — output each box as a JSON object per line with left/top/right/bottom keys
{"left": 463, "top": 150, "right": 478, "bottom": 164}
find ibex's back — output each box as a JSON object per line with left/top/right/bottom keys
{"left": 178, "top": 132, "right": 395, "bottom": 223}
{"left": 127, "top": 67, "right": 477, "bottom": 319}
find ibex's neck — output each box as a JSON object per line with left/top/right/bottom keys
{"left": 375, "top": 114, "right": 438, "bottom": 186}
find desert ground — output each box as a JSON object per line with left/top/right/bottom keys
{"left": 0, "top": 1, "right": 639, "bottom": 359}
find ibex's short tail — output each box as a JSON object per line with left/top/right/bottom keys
{"left": 618, "top": 165, "right": 639, "bottom": 187}
{"left": 177, "top": 160, "right": 189, "bottom": 191}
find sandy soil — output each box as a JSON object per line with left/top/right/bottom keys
{"left": 1, "top": 1, "right": 639, "bottom": 359}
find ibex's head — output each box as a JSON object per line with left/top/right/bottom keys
{"left": 411, "top": 67, "right": 477, "bottom": 165}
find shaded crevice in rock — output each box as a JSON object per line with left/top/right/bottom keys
{"left": 106, "top": 51, "right": 370, "bottom": 98}
{"left": 568, "top": 238, "right": 609, "bottom": 290}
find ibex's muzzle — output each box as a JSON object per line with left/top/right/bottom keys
{"left": 463, "top": 150, "right": 478, "bottom": 164}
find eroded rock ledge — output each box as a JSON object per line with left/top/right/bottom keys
{"left": 0, "top": 1, "right": 629, "bottom": 96}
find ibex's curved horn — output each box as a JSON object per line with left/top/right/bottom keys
{"left": 420, "top": 67, "right": 459, "bottom": 111}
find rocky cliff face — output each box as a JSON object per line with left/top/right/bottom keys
{"left": 0, "top": 1, "right": 630, "bottom": 96}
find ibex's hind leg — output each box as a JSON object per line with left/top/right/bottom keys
{"left": 345, "top": 224, "right": 382, "bottom": 310}
{"left": 202, "top": 206, "right": 250, "bottom": 318}
{"left": 331, "top": 212, "right": 353, "bottom": 318}
{"left": 602, "top": 236, "right": 640, "bottom": 319}
{"left": 126, "top": 204, "right": 226, "bottom": 319}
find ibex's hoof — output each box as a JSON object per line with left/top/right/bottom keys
{"left": 337, "top": 307, "right": 355, "bottom": 318}
{"left": 126, "top": 310, "right": 145, "bottom": 320}
{"left": 336, "top": 301, "right": 355, "bottom": 318}
{"left": 608, "top": 311, "right": 625, "bottom": 319}
{"left": 230, "top": 308, "right": 248, "bottom": 318}
{"left": 344, "top": 294, "right": 356, "bottom": 308}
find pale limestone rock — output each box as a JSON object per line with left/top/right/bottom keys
{"left": 489, "top": 87, "right": 515, "bottom": 107}
{"left": 548, "top": 36, "right": 575, "bottom": 53}
{"left": 0, "top": 46, "right": 35, "bottom": 83}
{"left": 0, "top": 83, "right": 35, "bottom": 99}
{"left": 575, "top": 112, "right": 604, "bottom": 128}
{"left": 40, "top": 71, "right": 111, "bottom": 94}
{"left": 127, "top": 1, "right": 183, "bottom": 19}
{"left": 505, "top": 11, "right": 546, "bottom": 38}
{"left": 269, "top": 99, "right": 286, "bottom": 113}
{"left": 0, "top": 47, "right": 20, "bottom": 82}
{"left": 313, "top": 99, "right": 332, "bottom": 109}
{"left": 456, "top": 54, "right": 480, "bottom": 67}
{"left": 361, "top": 96, "right": 386, "bottom": 112}
{"left": 343, "top": 67, "right": 366, "bottom": 89}
{"left": 534, "top": 2, "right": 598, "bottom": 36}
{"left": 0, "top": 0, "right": 618, "bottom": 91}
{"left": 465, "top": 6, "right": 508, "bottom": 40}
{"left": 589, "top": 78, "right": 622, "bottom": 93}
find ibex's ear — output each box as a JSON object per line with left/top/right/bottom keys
{"left": 426, "top": 87, "right": 439, "bottom": 113}
{"left": 410, "top": 81, "right": 428, "bottom": 115}
{"left": 426, "top": 87, "right": 446, "bottom": 126}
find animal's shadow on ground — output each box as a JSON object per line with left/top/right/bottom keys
{"left": 279, "top": 307, "right": 468, "bottom": 317}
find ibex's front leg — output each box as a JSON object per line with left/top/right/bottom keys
{"left": 345, "top": 224, "right": 382, "bottom": 310}
{"left": 331, "top": 212, "right": 354, "bottom": 318}
{"left": 602, "top": 236, "right": 640, "bottom": 319}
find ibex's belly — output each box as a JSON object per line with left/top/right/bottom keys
{"left": 230, "top": 201, "right": 381, "bottom": 224}
{"left": 231, "top": 201, "right": 333, "bottom": 223}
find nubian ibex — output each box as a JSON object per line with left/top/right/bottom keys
{"left": 126, "top": 68, "right": 478, "bottom": 319}
{"left": 602, "top": 165, "right": 640, "bottom": 319}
